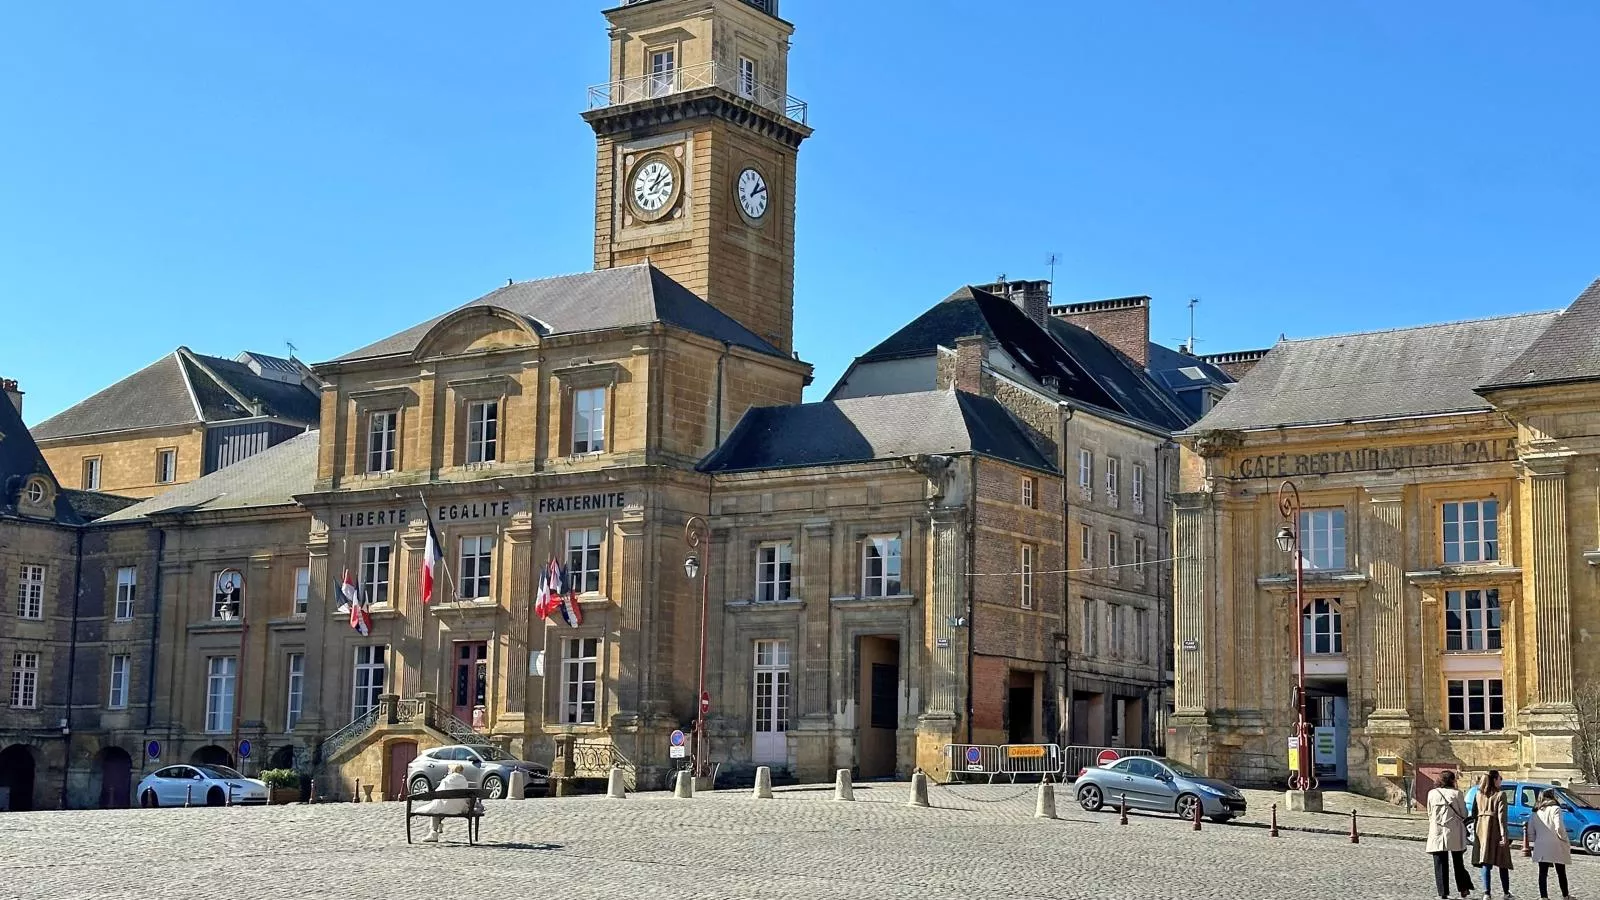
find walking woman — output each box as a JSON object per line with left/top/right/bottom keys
{"left": 1529, "top": 790, "right": 1572, "bottom": 899}
{"left": 1430, "top": 770, "right": 1476, "bottom": 899}
{"left": 1472, "top": 770, "right": 1515, "bottom": 897}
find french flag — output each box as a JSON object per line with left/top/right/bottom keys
{"left": 421, "top": 517, "right": 444, "bottom": 605}
{"left": 340, "top": 568, "right": 371, "bottom": 636}
{"left": 337, "top": 568, "right": 360, "bottom": 613}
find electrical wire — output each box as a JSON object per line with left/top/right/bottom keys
{"left": 963, "top": 554, "right": 1190, "bottom": 577}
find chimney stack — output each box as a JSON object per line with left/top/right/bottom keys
{"left": 1049, "top": 296, "right": 1151, "bottom": 369}
{"left": 976, "top": 279, "right": 1051, "bottom": 328}
{"left": 1, "top": 378, "right": 20, "bottom": 415}
{"left": 952, "top": 334, "right": 987, "bottom": 395}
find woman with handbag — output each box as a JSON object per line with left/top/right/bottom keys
{"left": 1429, "top": 770, "right": 1476, "bottom": 899}
{"left": 1472, "top": 770, "right": 1515, "bottom": 897}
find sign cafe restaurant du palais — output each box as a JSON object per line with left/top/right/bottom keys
{"left": 0, "top": 0, "right": 1238, "bottom": 809}
{"left": 1170, "top": 275, "right": 1600, "bottom": 801}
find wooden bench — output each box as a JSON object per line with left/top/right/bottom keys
{"left": 405, "top": 787, "right": 489, "bottom": 845}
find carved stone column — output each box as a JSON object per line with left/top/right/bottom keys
{"left": 1363, "top": 485, "right": 1410, "bottom": 723}
{"left": 1525, "top": 457, "right": 1576, "bottom": 709}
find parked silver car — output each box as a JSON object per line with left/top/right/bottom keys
{"left": 1075, "top": 756, "right": 1247, "bottom": 823}
{"left": 406, "top": 744, "right": 549, "bottom": 800}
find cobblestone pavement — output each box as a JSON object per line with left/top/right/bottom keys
{"left": 1, "top": 783, "right": 1590, "bottom": 900}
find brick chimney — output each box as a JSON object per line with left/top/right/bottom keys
{"left": 953, "top": 334, "right": 987, "bottom": 394}
{"left": 1198, "top": 348, "right": 1271, "bottom": 382}
{"left": 976, "top": 279, "right": 1051, "bottom": 328}
{"left": 1, "top": 378, "right": 20, "bottom": 415}
{"left": 1050, "top": 296, "right": 1150, "bottom": 368}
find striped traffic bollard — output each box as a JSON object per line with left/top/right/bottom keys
{"left": 1119, "top": 794, "right": 1129, "bottom": 826}
{"left": 1191, "top": 796, "right": 1202, "bottom": 831}
{"left": 1349, "top": 809, "right": 1359, "bottom": 844}
{"left": 1270, "top": 803, "right": 1279, "bottom": 838}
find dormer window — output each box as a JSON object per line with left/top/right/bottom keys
{"left": 23, "top": 479, "right": 47, "bottom": 505}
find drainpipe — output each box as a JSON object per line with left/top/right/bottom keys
{"left": 713, "top": 341, "right": 731, "bottom": 448}
{"left": 144, "top": 527, "right": 167, "bottom": 731}
{"left": 964, "top": 456, "right": 977, "bottom": 745}
{"left": 1058, "top": 403, "right": 1075, "bottom": 748}
{"left": 60, "top": 527, "right": 85, "bottom": 809}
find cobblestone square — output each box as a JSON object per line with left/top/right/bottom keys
{"left": 3, "top": 784, "right": 1593, "bottom": 899}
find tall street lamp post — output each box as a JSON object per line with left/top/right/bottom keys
{"left": 683, "top": 516, "right": 711, "bottom": 779}
{"left": 1273, "top": 481, "right": 1318, "bottom": 804}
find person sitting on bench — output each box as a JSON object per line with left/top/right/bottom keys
{"left": 412, "top": 764, "right": 482, "bottom": 843}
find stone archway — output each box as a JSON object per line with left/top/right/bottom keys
{"left": 0, "top": 744, "right": 39, "bottom": 812}
{"left": 93, "top": 747, "right": 134, "bottom": 809}
{"left": 189, "top": 745, "right": 234, "bottom": 768}
{"left": 268, "top": 745, "right": 295, "bottom": 771}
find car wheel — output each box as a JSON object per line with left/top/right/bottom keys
{"left": 1175, "top": 793, "right": 1202, "bottom": 822}
{"left": 206, "top": 787, "right": 225, "bottom": 807}
{"left": 483, "top": 774, "right": 505, "bottom": 800}
{"left": 140, "top": 789, "right": 158, "bottom": 809}
{"left": 1077, "top": 783, "right": 1104, "bottom": 812}
{"left": 409, "top": 775, "right": 432, "bottom": 796}
{"left": 1583, "top": 828, "right": 1600, "bottom": 856}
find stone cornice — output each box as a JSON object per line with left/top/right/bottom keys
{"left": 1406, "top": 566, "right": 1523, "bottom": 588}
{"left": 583, "top": 88, "right": 813, "bottom": 149}
{"left": 1256, "top": 572, "right": 1370, "bottom": 593}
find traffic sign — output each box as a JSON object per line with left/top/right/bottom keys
{"left": 965, "top": 747, "right": 982, "bottom": 764}
{"left": 146, "top": 740, "right": 161, "bottom": 761}
{"left": 1005, "top": 745, "right": 1046, "bottom": 758}
{"left": 699, "top": 692, "right": 711, "bottom": 715}
{"left": 1096, "top": 749, "right": 1120, "bottom": 766}
{"left": 238, "top": 739, "right": 252, "bottom": 760}
{"left": 669, "top": 745, "right": 687, "bottom": 759}
{"left": 669, "top": 730, "right": 686, "bottom": 748}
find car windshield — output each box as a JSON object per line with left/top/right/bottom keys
{"left": 1156, "top": 758, "right": 1205, "bottom": 779}
{"left": 196, "top": 766, "right": 243, "bottom": 780}
{"left": 470, "top": 746, "right": 511, "bottom": 761}
{"left": 1554, "top": 788, "right": 1595, "bottom": 810}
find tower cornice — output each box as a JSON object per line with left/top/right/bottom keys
{"left": 583, "top": 88, "right": 813, "bottom": 150}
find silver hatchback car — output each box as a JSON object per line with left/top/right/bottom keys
{"left": 406, "top": 744, "right": 550, "bottom": 800}
{"left": 1075, "top": 755, "right": 1247, "bottom": 823}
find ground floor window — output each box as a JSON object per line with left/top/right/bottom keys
{"left": 562, "top": 637, "right": 599, "bottom": 724}
{"left": 753, "top": 640, "right": 790, "bottom": 735}
{"left": 205, "top": 656, "right": 236, "bottom": 733}
{"left": 1447, "top": 678, "right": 1504, "bottom": 732}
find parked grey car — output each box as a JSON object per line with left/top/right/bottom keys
{"left": 1075, "top": 756, "right": 1247, "bottom": 823}
{"left": 406, "top": 744, "right": 550, "bottom": 799}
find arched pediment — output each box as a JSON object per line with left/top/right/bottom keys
{"left": 412, "top": 306, "right": 541, "bottom": 361}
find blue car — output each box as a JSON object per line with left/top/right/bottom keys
{"left": 1473, "top": 781, "right": 1600, "bottom": 856}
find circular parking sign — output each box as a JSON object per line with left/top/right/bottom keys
{"left": 965, "top": 747, "right": 982, "bottom": 764}
{"left": 1097, "top": 749, "right": 1120, "bottom": 766}
{"left": 238, "top": 739, "right": 252, "bottom": 760}
{"left": 146, "top": 740, "right": 161, "bottom": 761}
{"left": 669, "top": 730, "right": 686, "bottom": 747}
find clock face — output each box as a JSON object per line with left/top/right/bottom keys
{"left": 632, "top": 159, "right": 676, "bottom": 215}
{"left": 737, "top": 167, "right": 769, "bottom": 220}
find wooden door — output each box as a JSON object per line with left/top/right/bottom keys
{"left": 387, "top": 741, "right": 418, "bottom": 800}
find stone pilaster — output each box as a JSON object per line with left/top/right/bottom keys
{"left": 398, "top": 525, "right": 427, "bottom": 697}
{"left": 1171, "top": 492, "right": 1212, "bottom": 715}
{"left": 500, "top": 509, "right": 535, "bottom": 733}
{"left": 1363, "top": 485, "right": 1410, "bottom": 724}
{"left": 793, "top": 518, "right": 835, "bottom": 778}
{"left": 1525, "top": 458, "right": 1575, "bottom": 710}
{"left": 296, "top": 529, "right": 331, "bottom": 736}
{"left": 915, "top": 505, "right": 963, "bottom": 778}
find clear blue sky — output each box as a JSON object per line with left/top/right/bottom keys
{"left": 5, "top": 2, "right": 1598, "bottom": 425}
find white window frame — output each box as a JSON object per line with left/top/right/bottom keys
{"left": 459, "top": 535, "right": 495, "bottom": 600}
{"left": 108, "top": 654, "right": 129, "bottom": 709}
{"left": 11, "top": 652, "right": 39, "bottom": 709}
{"left": 1019, "top": 544, "right": 1034, "bottom": 609}
{"left": 571, "top": 387, "right": 607, "bottom": 455}
{"left": 1105, "top": 458, "right": 1120, "bottom": 507}
{"left": 561, "top": 637, "right": 599, "bottom": 725}
{"left": 1021, "top": 476, "right": 1036, "bottom": 510}
{"left": 83, "top": 456, "right": 101, "bottom": 491}
{"left": 1447, "top": 677, "right": 1505, "bottom": 732}
{"left": 861, "top": 535, "right": 903, "bottom": 598}
{"left": 115, "top": 566, "right": 137, "bottom": 621}
{"left": 1107, "top": 531, "right": 1121, "bottom": 570}
{"left": 756, "top": 541, "right": 792, "bottom": 603}
{"left": 1077, "top": 449, "right": 1093, "bottom": 499}
{"left": 566, "top": 528, "right": 603, "bottom": 595}
{"left": 359, "top": 543, "right": 392, "bottom": 606}
{"left": 1300, "top": 598, "right": 1343, "bottom": 655}
{"left": 1132, "top": 463, "right": 1146, "bottom": 513}
{"left": 1445, "top": 588, "right": 1502, "bottom": 652}
{"left": 156, "top": 448, "right": 177, "bottom": 484}
{"left": 17, "top": 564, "right": 44, "bottom": 620}
{"left": 1079, "top": 525, "right": 1093, "bottom": 566}
{"left": 1299, "top": 509, "right": 1347, "bottom": 571}
{"left": 1133, "top": 536, "right": 1147, "bottom": 575}
{"left": 205, "top": 656, "right": 236, "bottom": 734}
{"left": 738, "top": 55, "right": 758, "bottom": 99}
{"left": 753, "top": 638, "right": 789, "bottom": 735}
{"left": 367, "top": 410, "right": 398, "bottom": 473}
{"left": 466, "top": 400, "right": 499, "bottom": 464}
{"left": 293, "top": 567, "right": 310, "bottom": 616}
{"left": 1442, "top": 499, "right": 1499, "bottom": 564}
{"left": 212, "top": 571, "right": 241, "bottom": 621}
{"left": 286, "top": 652, "right": 304, "bottom": 731}
{"left": 352, "top": 645, "right": 386, "bottom": 720}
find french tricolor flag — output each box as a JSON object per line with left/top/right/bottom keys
{"left": 421, "top": 517, "right": 444, "bottom": 606}
{"left": 337, "top": 568, "right": 360, "bottom": 613}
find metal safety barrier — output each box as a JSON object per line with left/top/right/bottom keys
{"left": 945, "top": 744, "right": 1004, "bottom": 776}
{"left": 1062, "top": 745, "right": 1153, "bottom": 780}
{"left": 947, "top": 743, "right": 1156, "bottom": 781}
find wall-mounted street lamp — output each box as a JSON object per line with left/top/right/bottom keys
{"left": 683, "top": 516, "right": 711, "bottom": 779}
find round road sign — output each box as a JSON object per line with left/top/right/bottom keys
{"left": 965, "top": 747, "right": 982, "bottom": 764}
{"left": 146, "top": 740, "right": 161, "bottom": 761}
{"left": 238, "top": 739, "right": 252, "bottom": 760}
{"left": 1097, "top": 749, "right": 1120, "bottom": 766}
{"left": 699, "top": 692, "right": 711, "bottom": 715}
{"left": 669, "top": 730, "right": 686, "bottom": 747}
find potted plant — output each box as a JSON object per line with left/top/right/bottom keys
{"left": 261, "top": 769, "right": 302, "bottom": 805}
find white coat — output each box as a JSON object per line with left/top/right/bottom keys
{"left": 1426, "top": 787, "right": 1469, "bottom": 853}
{"left": 413, "top": 772, "right": 473, "bottom": 816}
{"left": 1530, "top": 804, "right": 1572, "bottom": 866}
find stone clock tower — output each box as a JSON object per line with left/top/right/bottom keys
{"left": 584, "top": 0, "right": 812, "bottom": 355}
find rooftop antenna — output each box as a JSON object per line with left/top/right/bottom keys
{"left": 1187, "top": 298, "right": 1201, "bottom": 354}
{"left": 285, "top": 340, "right": 298, "bottom": 361}
{"left": 1045, "top": 253, "right": 1060, "bottom": 290}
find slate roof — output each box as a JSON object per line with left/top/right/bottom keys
{"left": 1481, "top": 277, "right": 1600, "bottom": 390}
{"left": 698, "top": 389, "right": 1057, "bottom": 474}
{"left": 0, "top": 390, "right": 84, "bottom": 524}
{"left": 334, "top": 264, "right": 783, "bottom": 363}
{"left": 1044, "top": 318, "right": 1195, "bottom": 431}
{"left": 1186, "top": 310, "right": 1561, "bottom": 433}
{"left": 32, "top": 348, "right": 318, "bottom": 440}
{"left": 1147, "top": 342, "right": 1236, "bottom": 419}
{"left": 98, "top": 430, "right": 319, "bottom": 522}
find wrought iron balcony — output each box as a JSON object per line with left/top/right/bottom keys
{"left": 587, "top": 60, "right": 808, "bottom": 125}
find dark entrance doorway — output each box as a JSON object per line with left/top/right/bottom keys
{"left": 1007, "top": 670, "right": 1037, "bottom": 744}
{"left": 855, "top": 636, "right": 900, "bottom": 778}
{"left": 453, "top": 641, "right": 488, "bottom": 725}
{"left": 95, "top": 747, "right": 134, "bottom": 808}
{"left": 190, "top": 745, "right": 234, "bottom": 768}
{"left": 0, "top": 744, "right": 38, "bottom": 811}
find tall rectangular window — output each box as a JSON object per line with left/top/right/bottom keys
{"left": 286, "top": 652, "right": 304, "bottom": 731}
{"left": 156, "top": 448, "right": 177, "bottom": 484}
{"left": 1135, "top": 609, "right": 1148, "bottom": 663}
{"left": 1082, "top": 599, "right": 1099, "bottom": 654}
{"left": 115, "top": 566, "right": 137, "bottom": 621}
{"left": 572, "top": 387, "right": 607, "bottom": 454}
{"left": 1107, "top": 532, "right": 1121, "bottom": 569}
{"left": 862, "top": 535, "right": 902, "bottom": 597}
{"left": 1105, "top": 457, "right": 1120, "bottom": 505}
{"left": 11, "top": 652, "right": 39, "bottom": 708}
{"left": 1442, "top": 499, "right": 1499, "bottom": 564}
{"left": 756, "top": 541, "right": 792, "bottom": 602}
{"left": 212, "top": 571, "right": 241, "bottom": 620}
{"left": 1448, "top": 678, "right": 1505, "bottom": 732}
{"left": 561, "top": 637, "right": 599, "bottom": 724}
{"left": 1301, "top": 599, "right": 1343, "bottom": 655}
{"left": 1299, "top": 509, "right": 1347, "bottom": 570}
{"left": 82, "top": 457, "right": 101, "bottom": 491}
{"left": 1109, "top": 603, "right": 1126, "bottom": 658}
{"left": 205, "top": 656, "right": 237, "bottom": 733}
{"left": 108, "top": 654, "right": 129, "bottom": 709}
{"left": 1019, "top": 544, "right": 1035, "bottom": 609}
{"left": 17, "top": 564, "right": 45, "bottom": 619}
{"left": 466, "top": 400, "right": 498, "bottom": 464}
{"left": 459, "top": 536, "right": 495, "bottom": 600}
{"left": 565, "top": 528, "right": 603, "bottom": 594}
{"left": 1079, "top": 525, "right": 1093, "bottom": 566}
{"left": 293, "top": 567, "right": 310, "bottom": 616}
{"left": 360, "top": 543, "right": 392, "bottom": 606}
{"left": 649, "top": 47, "right": 676, "bottom": 97}
{"left": 367, "top": 410, "right": 398, "bottom": 473}
{"left": 1078, "top": 449, "right": 1093, "bottom": 498}
{"left": 1133, "top": 536, "right": 1147, "bottom": 574}
{"left": 1132, "top": 464, "right": 1146, "bottom": 511}
{"left": 738, "top": 55, "right": 758, "bottom": 98}
{"left": 1021, "top": 476, "right": 1036, "bottom": 509}
{"left": 1445, "top": 588, "right": 1502, "bottom": 652}
{"left": 352, "top": 645, "right": 386, "bottom": 719}
{"left": 753, "top": 639, "right": 789, "bottom": 736}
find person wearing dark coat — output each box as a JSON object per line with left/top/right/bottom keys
{"left": 1472, "top": 769, "right": 1515, "bottom": 897}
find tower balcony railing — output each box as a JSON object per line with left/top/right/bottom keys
{"left": 587, "top": 60, "right": 808, "bottom": 125}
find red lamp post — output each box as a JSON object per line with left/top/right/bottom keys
{"left": 683, "top": 516, "right": 711, "bottom": 779}
{"left": 1274, "top": 481, "right": 1315, "bottom": 794}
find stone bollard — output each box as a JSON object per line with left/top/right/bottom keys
{"left": 674, "top": 769, "right": 695, "bottom": 799}
{"left": 907, "top": 771, "right": 930, "bottom": 808}
{"left": 362, "top": 784, "right": 374, "bottom": 803}
{"left": 1034, "top": 781, "right": 1057, "bottom": 819}
{"left": 508, "top": 769, "right": 528, "bottom": 800}
{"left": 606, "top": 767, "right": 627, "bottom": 799}
{"left": 752, "top": 766, "right": 773, "bottom": 800}
{"left": 834, "top": 768, "right": 854, "bottom": 801}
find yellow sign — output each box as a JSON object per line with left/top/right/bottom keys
{"left": 1288, "top": 747, "right": 1301, "bottom": 773}
{"left": 1005, "top": 745, "right": 1046, "bottom": 758}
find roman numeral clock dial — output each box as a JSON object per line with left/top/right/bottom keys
{"left": 737, "top": 167, "right": 768, "bottom": 222}
{"left": 629, "top": 155, "right": 678, "bottom": 221}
